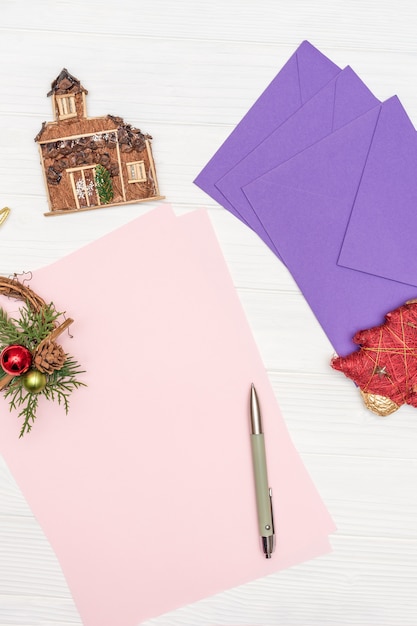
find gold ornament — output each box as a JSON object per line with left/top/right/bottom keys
{"left": 0, "top": 207, "right": 10, "bottom": 228}
{"left": 22, "top": 369, "right": 48, "bottom": 394}
{"left": 360, "top": 390, "right": 399, "bottom": 416}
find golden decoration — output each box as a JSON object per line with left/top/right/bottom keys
{"left": 0, "top": 207, "right": 10, "bottom": 227}
{"left": 360, "top": 390, "right": 400, "bottom": 416}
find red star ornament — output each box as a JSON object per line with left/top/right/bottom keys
{"left": 331, "top": 299, "right": 417, "bottom": 416}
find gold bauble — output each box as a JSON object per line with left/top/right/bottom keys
{"left": 22, "top": 369, "right": 47, "bottom": 393}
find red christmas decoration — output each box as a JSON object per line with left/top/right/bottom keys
{"left": 331, "top": 299, "right": 417, "bottom": 414}
{"left": 1, "top": 344, "right": 32, "bottom": 376}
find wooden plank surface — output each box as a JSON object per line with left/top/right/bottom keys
{"left": 0, "top": 1, "right": 417, "bottom": 624}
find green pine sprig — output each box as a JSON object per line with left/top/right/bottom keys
{"left": 0, "top": 308, "right": 22, "bottom": 345}
{"left": 0, "top": 302, "right": 61, "bottom": 350}
{"left": 4, "top": 380, "right": 40, "bottom": 438}
{"left": 42, "top": 355, "right": 86, "bottom": 412}
{"left": 95, "top": 164, "right": 114, "bottom": 204}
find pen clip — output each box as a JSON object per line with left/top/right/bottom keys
{"left": 268, "top": 487, "right": 275, "bottom": 534}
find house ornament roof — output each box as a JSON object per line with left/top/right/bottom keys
{"left": 47, "top": 68, "right": 88, "bottom": 96}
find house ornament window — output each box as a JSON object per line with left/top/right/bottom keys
{"left": 127, "top": 161, "right": 146, "bottom": 183}
{"left": 56, "top": 95, "right": 77, "bottom": 119}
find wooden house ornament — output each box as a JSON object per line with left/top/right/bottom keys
{"left": 35, "top": 69, "right": 164, "bottom": 215}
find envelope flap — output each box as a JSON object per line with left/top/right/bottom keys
{"left": 332, "top": 66, "right": 378, "bottom": 129}
{"left": 338, "top": 96, "right": 417, "bottom": 288}
{"left": 244, "top": 104, "right": 381, "bottom": 203}
{"left": 296, "top": 40, "right": 342, "bottom": 102}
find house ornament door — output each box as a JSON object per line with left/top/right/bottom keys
{"left": 68, "top": 165, "right": 99, "bottom": 209}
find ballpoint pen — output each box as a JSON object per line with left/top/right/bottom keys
{"left": 250, "top": 383, "right": 275, "bottom": 558}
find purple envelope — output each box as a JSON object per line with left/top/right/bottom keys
{"left": 194, "top": 40, "right": 341, "bottom": 218}
{"left": 243, "top": 98, "right": 417, "bottom": 357}
{"left": 338, "top": 98, "right": 417, "bottom": 287}
{"left": 215, "top": 66, "right": 379, "bottom": 257}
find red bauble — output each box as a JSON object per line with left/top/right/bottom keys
{"left": 1, "top": 344, "right": 32, "bottom": 376}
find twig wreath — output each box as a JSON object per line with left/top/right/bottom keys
{"left": 0, "top": 276, "right": 85, "bottom": 437}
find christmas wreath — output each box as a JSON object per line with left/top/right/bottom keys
{"left": 0, "top": 276, "right": 85, "bottom": 437}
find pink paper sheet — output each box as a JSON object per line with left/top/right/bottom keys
{"left": 0, "top": 206, "right": 334, "bottom": 625}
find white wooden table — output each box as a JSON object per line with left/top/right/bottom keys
{"left": 1, "top": 1, "right": 417, "bottom": 624}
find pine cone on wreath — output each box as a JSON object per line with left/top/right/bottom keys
{"left": 33, "top": 341, "right": 66, "bottom": 374}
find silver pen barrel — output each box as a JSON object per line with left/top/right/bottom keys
{"left": 250, "top": 384, "right": 275, "bottom": 558}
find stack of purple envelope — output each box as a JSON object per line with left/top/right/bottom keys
{"left": 195, "top": 41, "right": 417, "bottom": 357}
